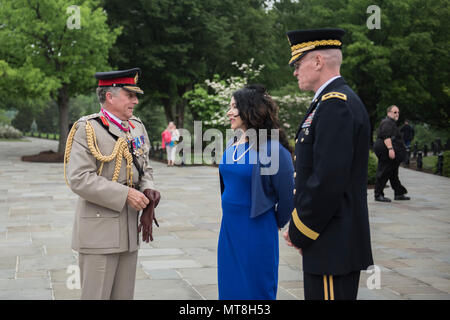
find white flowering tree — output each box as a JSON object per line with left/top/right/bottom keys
{"left": 184, "top": 59, "right": 311, "bottom": 138}
{"left": 274, "top": 91, "right": 311, "bottom": 138}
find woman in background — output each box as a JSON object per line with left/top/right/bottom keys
{"left": 218, "top": 84, "right": 294, "bottom": 300}
{"left": 161, "top": 122, "right": 180, "bottom": 166}
{"left": 161, "top": 123, "right": 172, "bottom": 166}
{"left": 168, "top": 122, "right": 179, "bottom": 166}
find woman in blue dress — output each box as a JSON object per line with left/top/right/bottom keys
{"left": 218, "top": 84, "right": 295, "bottom": 300}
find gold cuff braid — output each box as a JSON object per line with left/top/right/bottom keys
{"left": 64, "top": 120, "right": 134, "bottom": 188}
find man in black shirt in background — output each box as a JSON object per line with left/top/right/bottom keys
{"left": 400, "top": 120, "right": 415, "bottom": 149}
{"left": 374, "top": 105, "right": 410, "bottom": 202}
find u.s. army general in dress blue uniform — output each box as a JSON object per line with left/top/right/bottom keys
{"left": 64, "top": 68, "right": 160, "bottom": 299}
{"left": 283, "top": 29, "right": 374, "bottom": 300}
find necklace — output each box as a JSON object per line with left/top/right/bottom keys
{"left": 232, "top": 142, "right": 254, "bottom": 162}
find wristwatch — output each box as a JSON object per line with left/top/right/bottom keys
{"left": 388, "top": 147, "right": 393, "bottom": 150}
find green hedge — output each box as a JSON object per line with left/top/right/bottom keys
{"left": 441, "top": 151, "right": 450, "bottom": 177}
{"left": 422, "top": 155, "right": 437, "bottom": 171}
{"left": 367, "top": 151, "right": 378, "bottom": 185}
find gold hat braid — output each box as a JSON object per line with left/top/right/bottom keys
{"left": 64, "top": 120, "right": 134, "bottom": 188}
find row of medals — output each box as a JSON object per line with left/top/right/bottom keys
{"left": 125, "top": 130, "right": 145, "bottom": 158}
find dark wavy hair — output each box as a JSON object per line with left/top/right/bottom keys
{"left": 232, "top": 84, "right": 293, "bottom": 154}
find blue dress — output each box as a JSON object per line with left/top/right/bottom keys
{"left": 218, "top": 143, "right": 279, "bottom": 300}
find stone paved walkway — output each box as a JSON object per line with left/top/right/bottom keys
{"left": 0, "top": 138, "right": 449, "bottom": 300}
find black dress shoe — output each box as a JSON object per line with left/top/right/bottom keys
{"left": 375, "top": 195, "right": 391, "bottom": 202}
{"left": 394, "top": 195, "right": 410, "bottom": 200}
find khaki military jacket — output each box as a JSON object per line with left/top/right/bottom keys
{"left": 66, "top": 111, "right": 154, "bottom": 254}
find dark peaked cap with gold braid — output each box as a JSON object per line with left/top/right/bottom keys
{"left": 286, "top": 28, "right": 346, "bottom": 66}
{"left": 95, "top": 67, "right": 144, "bottom": 94}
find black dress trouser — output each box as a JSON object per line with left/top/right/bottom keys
{"left": 303, "top": 271, "right": 361, "bottom": 300}
{"left": 374, "top": 158, "right": 407, "bottom": 197}
{"left": 374, "top": 140, "right": 407, "bottom": 197}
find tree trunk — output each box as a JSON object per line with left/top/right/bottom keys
{"left": 162, "top": 98, "right": 174, "bottom": 124}
{"left": 175, "top": 99, "right": 185, "bottom": 129}
{"left": 57, "top": 84, "right": 69, "bottom": 154}
{"left": 162, "top": 84, "right": 190, "bottom": 128}
{"left": 175, "top": 84, "right": 191, "bottom": 129}
{"left": 358, "top": 88, "right": 378, "bottom": 150}
{"left": 369, "top": 117, "right": 375, "bottom": 149}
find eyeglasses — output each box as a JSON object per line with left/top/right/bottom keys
{"left": 391, "top": 111, "right": 399, "bottom": 114}
{"left": 294, "top": 59, "right": 307, "bottom": 71}
{"left": 293, "top": 61, "right": 307, "bottom": 71}
{"left": 294, "top": 54, "right": 314, "bottom": 71}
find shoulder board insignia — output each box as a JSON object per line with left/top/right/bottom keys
{"left": 78, "top": 113, "right": 100, "bottom": 122}
{"left": 130, "top": 116, "right": 142, "bottom": 123}
{"left": 321, "top": 92, "right": 347, "bottom": 101}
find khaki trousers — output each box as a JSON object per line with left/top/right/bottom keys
{"left": 79, "top": 250, "right": 138, "bottom": 300}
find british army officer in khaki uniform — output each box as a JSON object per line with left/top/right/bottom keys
{"left": 282, "top": 29, "right": 373, "bottom": 300}
{"left": 64, "top": 68, "right": 161, "bottom": 299}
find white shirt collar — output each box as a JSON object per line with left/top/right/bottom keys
{"left": 102, "top": 106, "right": 122, "bottom": 124}
{"left": 313, "top": 76, "right": 341, "bottom": 102}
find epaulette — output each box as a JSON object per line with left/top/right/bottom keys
{"left": 78, "top": 113, "right": 110, "bottom": 128}
{"left": 78, "top": 113, "right": 101, "bottom": 122}
{"left": 321, "top": 92, "right": 347, "bottom": 101}
{"left": 129, "top": 115, "right": 142, "bottom": 123}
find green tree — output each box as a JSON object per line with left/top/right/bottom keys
{"left": 68, "top": 93, "right": 99, "bottom": 125}
{"left": 0, "top": 109, "right": 12, "bottom": 125}
{"left": 0, "top": 0, "right": 121, "bottom": 153}
{"left": 103, "top": 0, "right": 279, "bottom": 129}
{"left": 271, "top": 0, "right": 449, "bottom": 138}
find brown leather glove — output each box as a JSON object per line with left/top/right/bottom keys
{"left": 138, "top": 189, "right": 161, "bottom": 242}
{"left": 143, "top": 189, "right": 161, "bottom": 208}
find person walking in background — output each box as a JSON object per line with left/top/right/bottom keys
{"left": 374, "top": 105, "right": 410, "bottom": 202}
{"left": 168, "top": 122, "right": 180, "bottom": 166}
{"left": 282, "top": 28, "right": 374, "bottom": 300}
{"left": 218, "top": 84, "right": 294, "bottom": 300}
{"left": 400, "top": 119, "right": 415, "bottom": 149}
{"left": 161, "top": 122, "right": 176, "bottom": 166}
{"left": 161, "top": 123, "right": 171, "bottom": 165}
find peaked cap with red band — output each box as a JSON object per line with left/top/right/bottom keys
{"left": 95, "top": 67, "right": 144, "bottom": 94}
{"left": 286, "top": 28, "right": 346, "bottom": 66}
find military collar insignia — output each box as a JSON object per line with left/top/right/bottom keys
{"left": 101, "top": 108, "right": 130, "bottom": 133}
{"left": 100, "top": 115, "right": 109, "bottom": 127}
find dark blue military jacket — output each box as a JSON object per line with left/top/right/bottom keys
{"left": 288, "top": 77, "right": 374, "bottom": 275}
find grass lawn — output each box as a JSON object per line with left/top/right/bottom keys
{"left": 422, "top": 155, "right": 437, "bottom": 171}
{"left": 0, "top": 138, "right": 31, "bottom": 142}
{"left": 23, "top": 132, "right": 59, "bottom": 140}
